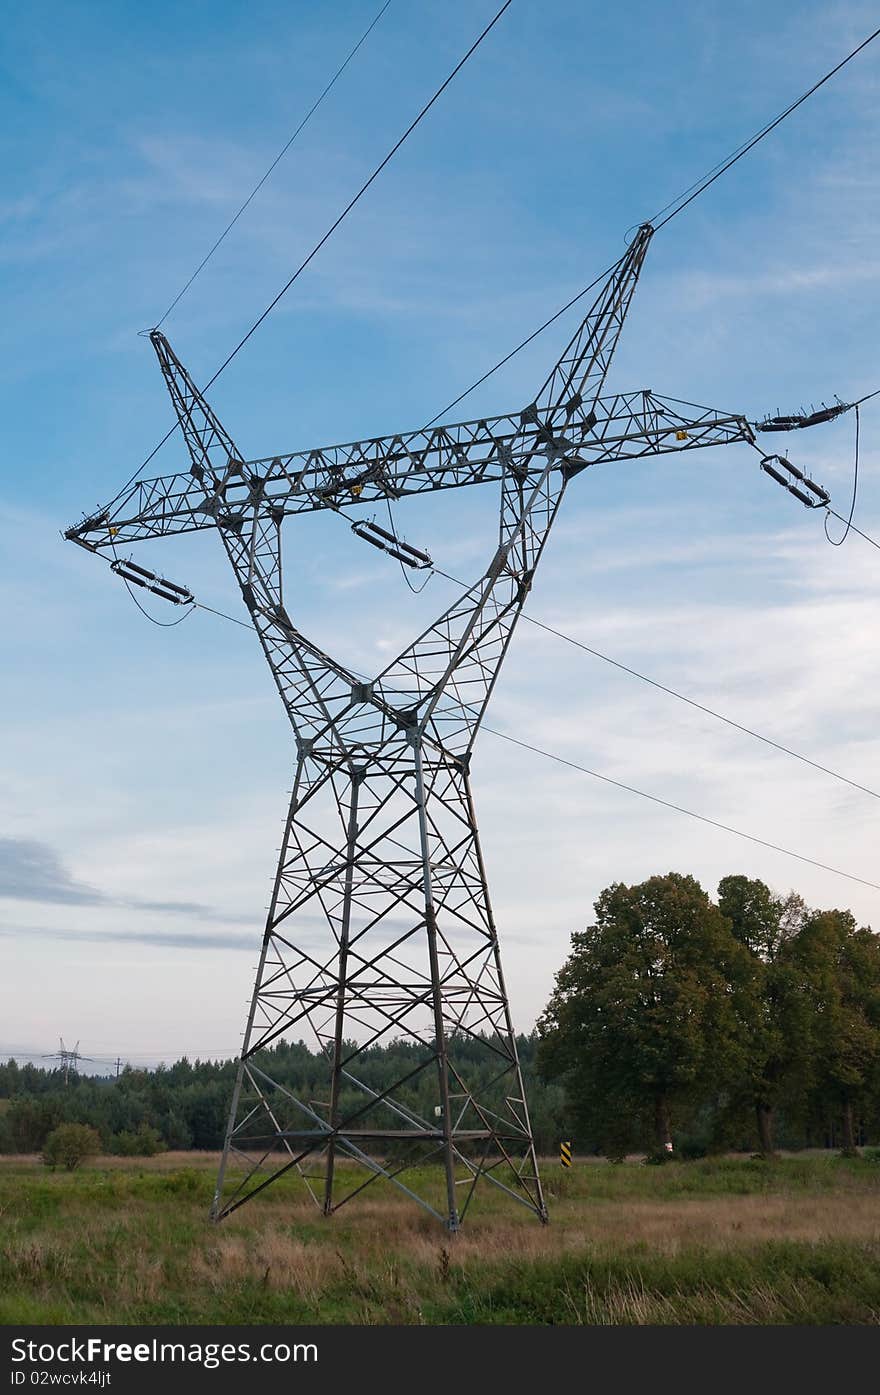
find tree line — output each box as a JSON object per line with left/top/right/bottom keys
{"left": 0, "top": 1036, "right": 568, "bottom": 1158}
{"left": 2, "top": 870, "right": 878, "bottom": 1161}
{"left": 537, "top": 872, "right": 880, "bottom": 1158}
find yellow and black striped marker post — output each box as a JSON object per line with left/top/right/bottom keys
{"left": 560, "top": 1141, "right": 572, "bottom": 1168}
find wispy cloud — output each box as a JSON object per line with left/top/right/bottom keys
{"left": 0, "top": 836, "right": 101, "bottom": 906}
{"left": 0, "top": 920, "right": 257, "bottom": 952}
{"left": 0, "top": 836, "right": 249, "bottom": 923}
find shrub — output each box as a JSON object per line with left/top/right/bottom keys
{"left": 110, "top": 1124, "right": 164, "bottom": 1157}
{"left": 158, "top": 1168, "right": 203, "bottom": 1196}
{"left": 42, "top": 1124, "right": 101, "bottom": 1171}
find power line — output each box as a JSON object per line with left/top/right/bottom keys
{"left": 522, "top": 604, "right": 880, "bottom": 801}
{"left": 128, "top": 593, "right": 260, "bottom": 632}
{"left": 83, "top": 14, "right": 880, "bottom": 899}
{"left": 745, "top": 427, "right": 880, "bottom": 554}
{"left": 421, "top": 258, "right": 622, "bottom": 428}
{"left": 419, "top": 24, "right": 880, "bottom": 423}
{"left": 117, "top": 575, "right": 195, "bottom": 629}
{"left": 187, "top": 591, "right": 880, "bottom": 896}
{"left": 153, "top": 1, "right": 393, "bottom": 329}
{"left": 109, "top": 540, "right": 196, "bottom": 628}
{"left": 826, "top": 509, "right": 880, "bottom": 553}
{"left": 107, "top": 555, "right": 880, "bottom": 822}
{"left": 652, "top": 25, "right": 880, "bottom": 230}
{"left": 383, "top": 495, "right": 434, "bottom": 593}
{"left": 480, "top": 723, "right": 880, "bottom": 895}
{"left": 199, "top": 2, "right": 513, "bottom": 392}
{"left": 106, "top": 1, "right": 514, "bottom": 507}
{"left": 430, "top": 569, "right": 880, "bottom": 803}
{"left": 0, "top": 1049, "right": 236, "bottom": 1064}
{"left": 193, "top": 599, "right": 254, "bottom": 630}
{"left": 108, "top": 16, "right": 880, "bottom": 510}
{"left": 825, "top": 404, "right": 860, "bottom": 545}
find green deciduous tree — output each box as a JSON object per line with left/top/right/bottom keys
{"left": 793, "top": 909, "right": 880, "bottom": 1153}
{"left": 6, "top": 1097, "right": 63, "bottom": 1152}
{"left": 537, "top": 872, "right": 750, "bottom": 1159}
{"left": 717, "top": 875, "right": 809, "bottom": 1156}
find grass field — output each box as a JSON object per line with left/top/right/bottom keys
{"left": 2, "top": 1151, "right": 879, "bottom": 1324}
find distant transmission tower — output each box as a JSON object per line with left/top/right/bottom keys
{"left": 66, "top": 223, "right": 756, "bottom": 1229}
{"left": 42, "top": 1038, "right": 93, "bottom": 1086}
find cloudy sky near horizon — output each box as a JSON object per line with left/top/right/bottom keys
{"left": 2, "top": 0, "right": 879, "bottom": 1068}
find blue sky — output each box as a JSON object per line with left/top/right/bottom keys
{"left": 2, "top": 0, "right": 879, "bottom": 1067}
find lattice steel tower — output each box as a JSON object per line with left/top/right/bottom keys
{"left": 66, "top": 224, "right": 754, "bottom": 1229}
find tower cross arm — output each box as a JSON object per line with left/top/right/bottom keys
{"left": 62, "top": 407, "right": 551, "bottom": 553}
{"left": 557, "top": 389, "right": 755, "bottom": 476}
{"left": 63, "top": 395, "right": 752, "bottom": 554}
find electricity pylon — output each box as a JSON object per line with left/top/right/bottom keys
{"left": 41, "top": 1038, "right": 93, "bottom": 1085}
{"left": 66, "top": 223, "right": 755, "bottom": 1229}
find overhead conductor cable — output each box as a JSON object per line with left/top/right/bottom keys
{"left": 104, "top": 1, "right": 515, "bottom": 508}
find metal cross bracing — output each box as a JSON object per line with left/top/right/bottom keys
{"left": 66, "top": 222, "right": 757, "bottom": 1230}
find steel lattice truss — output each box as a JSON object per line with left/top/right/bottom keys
{"left": 66, "top": 223, "right": 755, "bottom": 1230}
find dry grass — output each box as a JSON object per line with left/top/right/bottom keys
{"left": 0, "top": 1150, "right": 223, "bottom": 1172}
{"left": 1, "top": 1151, "right": 879, "bottom": 1324}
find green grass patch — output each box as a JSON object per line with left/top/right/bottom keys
{"left": 1, "top": 1152, "right": 878, "bottom": 1324}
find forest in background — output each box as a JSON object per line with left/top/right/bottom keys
{"left": 2, "top": 872, "right": 878, "bottom": 1161}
